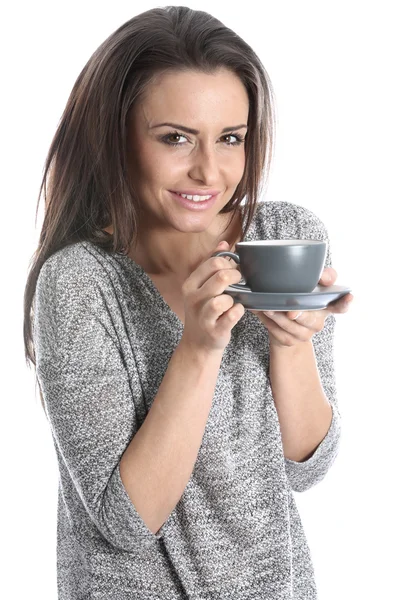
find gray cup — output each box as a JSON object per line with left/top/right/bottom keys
{"left": 213, "top": 240, "right": 327, "bottom": 293}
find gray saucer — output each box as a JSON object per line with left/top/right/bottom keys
{"left": 224, "top": 284, "right": 351, "bottom": 311}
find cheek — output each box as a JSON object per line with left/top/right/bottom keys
{"left": 132, "top": 143, "right": 172, "bottom": 184}
{"left": 226, "top": 151, "right": 246, "bottom": 183}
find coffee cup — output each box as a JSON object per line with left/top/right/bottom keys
{"left": 213, "top": 240, "right": 327, "bottom": 293}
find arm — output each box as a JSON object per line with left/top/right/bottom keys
{"left": 34, "top": 257, "right": 155, "bottom": 552}
{"left": 34, "top": 252, "right": 223, "bottom": 552}
{"left": 269, "top": 339, "right": 334, "bottom": 463}
{"left": 120, "top": 340, "right": 222, "bottom": 536}
{"left": 268, "top": 316, "right": 342, "bottom": 492}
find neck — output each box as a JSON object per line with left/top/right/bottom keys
{"left": 127, "top": 211, "right": 242, "bottom": 279}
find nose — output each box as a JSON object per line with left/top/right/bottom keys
{"left": 188, "top": 143, "right": 220, "bottom": 185}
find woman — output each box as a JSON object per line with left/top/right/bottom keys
{"left": 24, "top": 6, "right": 353, "bottom": 599}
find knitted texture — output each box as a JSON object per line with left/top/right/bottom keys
{"left": 33, "top": 201, "right": 341, "bottom": 599}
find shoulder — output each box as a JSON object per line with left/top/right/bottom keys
{"left": 37, "top": 241, "right": 107, "bottom": 287}
{"left": 35, "top": 241, "right": 125, "bottom": 305}
{"left": 34, "top": 242, "right": 119, "bottom": 330}
{"left": 253, "top": 200, "right": 329, "bottom": 240}
{"left": 33, "top": 242, "right": 127, "bottom": 360}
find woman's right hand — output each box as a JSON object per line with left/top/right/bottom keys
{"left": 180, "top": 241, "right": 245, "bottom": 354}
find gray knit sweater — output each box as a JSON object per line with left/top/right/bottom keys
{"left": 33, "top": 200, "right": 341, "bottom": 600}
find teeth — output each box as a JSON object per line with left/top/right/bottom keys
{"left": 178, "top": 193, "right": 213, "bottom": 202}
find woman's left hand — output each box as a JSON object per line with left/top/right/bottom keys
{"left": 250, "top": 267, "right": 354, "bottom": 348}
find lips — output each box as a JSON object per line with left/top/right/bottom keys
{"left": 170, "top": 190, "right": 218, "bottom": 210}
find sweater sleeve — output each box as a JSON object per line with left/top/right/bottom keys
{"left": 33, "top": 250, "right": 163, "bottom": 552}
{"left": 283, "top": 206, "right": 342, "bottom": 492}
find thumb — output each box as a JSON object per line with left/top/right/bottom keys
{"left": 211, "top": 240, "right": 229, "bottom": 258}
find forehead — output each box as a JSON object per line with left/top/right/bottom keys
{"left": 133, "top": 69, "right": 249, "bottom": 127}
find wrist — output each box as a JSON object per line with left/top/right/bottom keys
{"left": 269, "top": 338, "right": 312, "bottom": 352}
{"left": 178, "top": 336, "right": 224, "bottom": 365}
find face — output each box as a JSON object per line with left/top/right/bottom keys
{"left": 126, "top": 68, "right": 249, "bottom": 236}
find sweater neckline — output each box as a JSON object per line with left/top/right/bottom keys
{"left": 107, "top": 202, "right": 259, "bottom": 328}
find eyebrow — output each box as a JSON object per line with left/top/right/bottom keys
{"left": 150, "top": 122, "right": 248, "bottom": 134}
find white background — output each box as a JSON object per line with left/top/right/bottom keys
{"left": 1, "top": 1, "right": 399, "bottom": 598}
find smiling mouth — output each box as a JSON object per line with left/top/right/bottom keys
{"left": 169, "top": 190, "right": 219, "bottom": 209}
{"left": 174, "top": 192, "right": 214, "bottom": 201}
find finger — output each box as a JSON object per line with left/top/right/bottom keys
{"left": 291, "top": 311, "right": 303, "bottom": 320}
{"left": 184, "top": 246, "right": 236, "bottom": 292}
{"left": 201, "top": 292, "right": 236, "bottom": 322}
{"left": 204, "top": 296, "right": 244, "bottom": 326}
{"left": 261, "top": 314, "right": 301, "bottom": 346}
{"left": 327, "top": 293, "right": 354, "bottom": 313}
{"left": 265, "top": 310, "right": 324, "bottom": 335}
{"left": 199, "top": 265, "right": 243, "bottom": 300}
{"left": 319, "top": 267, "right": 337, "bottom": 286}
{"left": 285, "top": 310, "right": 322, "bottom": 322}
{"left": 212, "top": 241, "right": 238, "bottom": 267}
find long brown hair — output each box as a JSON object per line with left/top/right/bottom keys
{"left": 23, "top": 5, "right": 276, "bottom": 411}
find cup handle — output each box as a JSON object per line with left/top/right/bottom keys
{"left": 212, "top": 251, "right": 249, "bottom": 289}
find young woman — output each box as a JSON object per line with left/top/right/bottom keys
{"left": 23, "top": 6, "right": 353, "bottom": 599}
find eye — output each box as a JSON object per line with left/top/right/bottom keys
{"left": 221, "top": 133, "right": 245, "bottom": 146}
{"left": 162, "top": 132, "right": 187, "bottom": 146}
{"left": 161, "top": 131, "right": 246, "bottom": 147}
